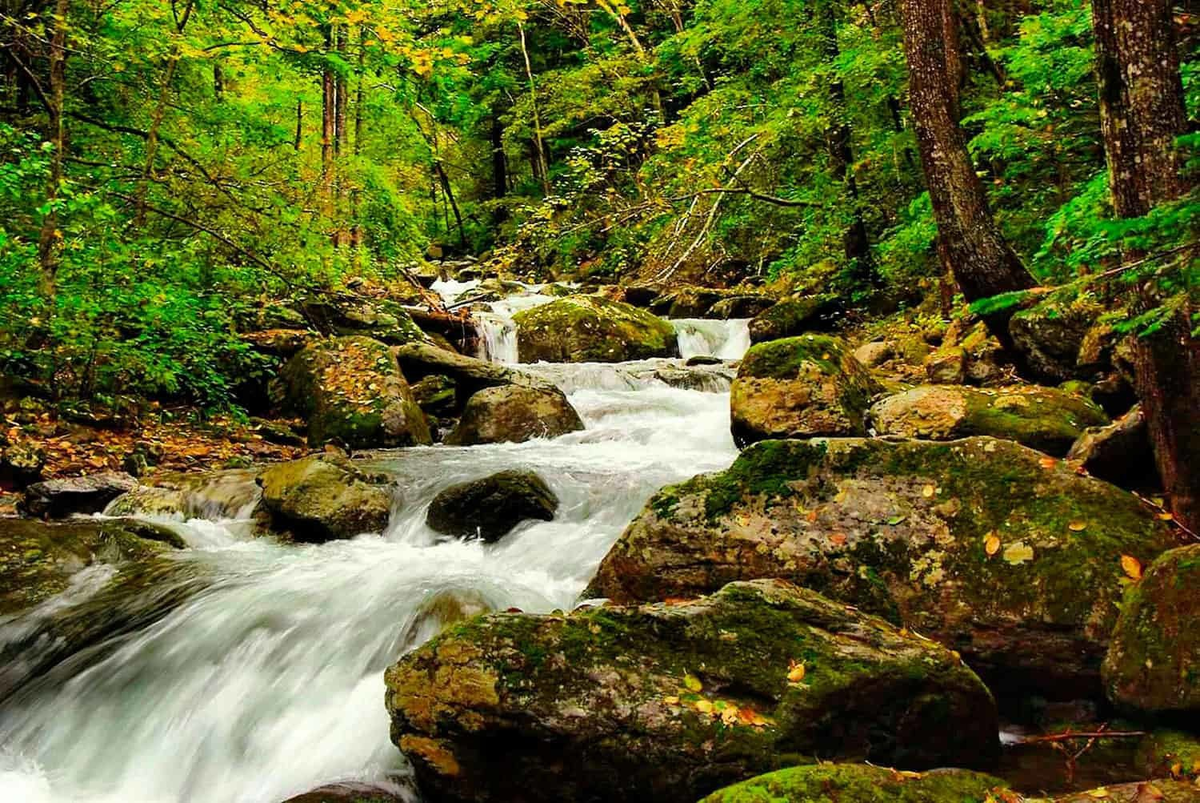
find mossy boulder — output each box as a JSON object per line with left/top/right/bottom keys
{"left": 277, "top": 336, "right": 431, "bottom": 449}
{"left": 393, "top": 342, "right": 556, "bottom": 403}
{"left": 709, "top": 294, "right": 776, "bottom": 320}
{"left": 426, "top": 470, "right": 558, "bottom": 542}
{"left": 1103, "top": 545, "right": 1200, "bottom": 716}
{"left": 513, "top": 295, "right": 678, "bottom": 363}
{"left": 868, "top": 385, "right": 1110, "bottom": 457}
{"left": 731, "top": 335, "right": 882, "bottom": 447}
{"left": 0, "top": 517, "right": 184, "bottom": 617}
{"left": 385, "top": 579, "right": 999, "bottom": 803}
{"left": 1136, "top": 729, "right": 1200, "bottom": 782}
{"left": 257, "top": 455, "right": 392, "bottom": 542}
{"left": 444, "top": 385, "right": 584, "bottom": 446}
{"left": 301, "top": 294, "right": 430, "bottom": 346}
{"left": 1009, "top": 302, "right": 1100, "bottom": 383}
{"left": 748, "top": 297, "right": 840, "bottom": 344}
{"left": 587, "top": 438, "right": 1178, "bottom": 699}
{"left": 700, "top": 764, "right": 1007, "bottom": 803}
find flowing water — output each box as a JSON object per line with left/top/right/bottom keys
{"left": 0, "top": 293, "right": 752, "bottom": 803}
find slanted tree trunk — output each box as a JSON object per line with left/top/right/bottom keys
{"left": 36, "top": 0, "right": 69, "bottom": 298}
{"left": 516, "top": 20, "right": 551, "bottom": 197}
{"left": 897, "top": 0, "right": 1035, "bottom": 342}
{"left": 1091, "top": 0, "right": 1199, "bottom": 530}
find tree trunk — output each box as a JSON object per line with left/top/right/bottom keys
{"left": 350, "top": 26, "right": 364, "bottom": 251}
{"left": 36, "top": 0, "right": 69, "bottom": 298}
{"left": 490, "top": 115, "right": 507, "bottom": 200}
{"left": 321, "top": 27, "right": 336, "bottom": 241}
{"left": 897, "top": 0, "right": 1035, "bottom": 341}
{"left": 516, "top": 20, "right": 551, "bottom": 197}
{"left": 1091, "top": 0, "right": 1199, "bottom": 530}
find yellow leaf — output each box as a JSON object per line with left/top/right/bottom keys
{"left": 663, "top": 695, "right": 680, "bottom": 705}
{"left": 683, "top": 674, "right": 702, "bottom": 693}
{"left": 694, "top": 699, "right": 713, "bottom": 714}
{"left": 922, "top": 484, "right": 936, "bottom": 498}
{"left": 984, "top": 532, "right": 1001, "bottom": 557}
{"left": 1039, "top": 456, "right": 1058, "bottom": 469}
{"left": 1158, "top": 512, "right": 1174, "bottom": 521}
{"left": 1087, "top": 788, "right": 1110, "bottom": 799}
{"left": 1068, "top": 521, "right": 1088, "bottom": 532}
{"left": 1003, "top": 542, "right": 1035, "bottom": 565}
{"left": 787, "top": 662, "right": 806, "bottom": 683}
{"left": 898, "top": 770, "right": 923, "bottom": 779}
{"left": 1120, "top": 554, "right": 1143, "bottom": 581}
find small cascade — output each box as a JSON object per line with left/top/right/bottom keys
{"left": 672, "top": 318, "right": 752, "bottom": 361}
{"left": 474, "top": 288, "right": 558, "bottom": 364}
{"left": 429, "top": 277, "right": 479, "bottom": 305}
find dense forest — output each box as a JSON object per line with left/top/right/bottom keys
{"left": 0, "top": 1, "right": 1198, "bottom": 802}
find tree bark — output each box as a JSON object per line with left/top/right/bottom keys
{"left": 517, "top": 20, "right": 551, "bottom": 197}
{"left": 898, "top": 0, "right": 1035, "bottom": 341}
{"left": 321, "top": 26, "right": 336, "bottom": 241}
{"left": 36, "top": 0, "right": 69, "bottom": 298}
{"left": 490, "top": 114, "right": 507, "bottom": 200}
{"left": 1091, "top": 0, "right": 1198, "bottom": 530}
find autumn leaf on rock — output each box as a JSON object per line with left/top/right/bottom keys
{"left": 787, "top": 661, "right": 806, "bottom": 684}
{"left": 983, "top": 532, "right": 1001, "bottom": 557}
{"left": 1120, "top": 554, "right": 1143, "bottom": 581}
{"left": 1002, "top": 542, "right": 1034, "bottom": 565}
{"left": 683, "top": 673, "right": 702, "bottom": 693}
{"left": 1068, "top": 521, "right": 1087, "bottom": 532}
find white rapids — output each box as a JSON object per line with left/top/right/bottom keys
{"left": 0, "top": 289, "right": 751, "bottom": 803}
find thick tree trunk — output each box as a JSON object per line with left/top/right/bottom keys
{"left": 36, "top": 0, "right": 69, "bottom": 298}
{"left": 1092, "top": 0, "right": 1199, "bottom": 530}
{"left": 898, "top": 0, "right": 1035, "bottom": 341}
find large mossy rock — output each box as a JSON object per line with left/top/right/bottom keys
{"left": 730, "top": 335, "right": 882, "bottom": 447}
{"left": 700, "top": 764, "right": 1006, "bottom": 803}
{"left": 1009, "top": 302, "right": 1098, "bottom": 383}
{"left": 426, "top": 470, "right": 558, "bottom": 542}
{"left": 385, "top": 580, "right": 999, "bottom": 803}
{"left": 257, "top": 455, "right": 392, "bottom": 541}
{"left": 868, "top": 385, "right": 1109, "bottom": 457}
{"left": 513, "top": 295, "right": 678, "bottom": 363}
{"left": 0, "top": 517, "right": 184, "bottom": 616}
{"left": 1102, "top": 545, "right": 1200, "bottom": 716}
{"left": 277, "top": 336, "right": 431, "bottom": 449}
{"left": 444, "top": 385, "right": 584, "bottom": 446}
{"left": 587, "top": 438, "right": 1178, "bottom": 698}
{"left": 301, "top": 293, "right": 430, "bottom": 345}
{"left": 748, "top": 297, "right": 840, "bottom": 344}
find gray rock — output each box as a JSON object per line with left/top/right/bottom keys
{"left": 23, "top": 471, "right": 138, "bottom": 518}
{"left": 427, "top": 470, "right": 557, "bottom": 542}
{"left": 445, "top": 386, "right": 584, "bottom": 446}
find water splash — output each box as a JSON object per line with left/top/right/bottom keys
{"left": 672, "top": 318, "right": 751, "bottom": 361}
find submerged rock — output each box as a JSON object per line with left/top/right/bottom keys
{"left": 730, "top": 335, "right": 881, "bottom": 447}
{"left": 513, "top": 295, "right": 678, "bottom": 363}
{"left": 426, "top": 470, "right": 558, "bottom": 542}
{"left": 1066, "top": 404, "right": 1158, "bottom": 490}
{"left": 276, "top": 336, "right": 431, "bottom": 449}
{"left": 1103, "top": 544, "right": 1200, "bottom": 716}
{"left": 748, "top": 296, "right": 840, "bottom": 344}
{"left": 700, "top": 764, "right": 1007, "bottom": 803}
{"left": 868, "top": 385, "right": 1110, "bottom": 456}
{"left": 444, "top": 385, "right": 584, "bottom": 446}
{"left": 257, "top": 455, "right": 392, "bottom": 541}
{"left": 278, "top": 782, "right": 410, "bottom": 803}
{"left": 22, "top": 471, "right": 138, "bottom": 518}
{"left": 385, "top": 579, "right": 999, "bottom": 803}
{"left": 587, "top": 437, "right": 1178, "bottom": 699}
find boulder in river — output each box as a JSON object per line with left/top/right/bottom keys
{"left": 700, "top": 764, "right": 1007, "bottom": 803}
{"left": 278, "top": 782, "right": 409, "bottom": 803}
{"left": 426, "top": 470, "right": 558, "bottom": 542}
{"left": 393, "top": 342, "right": 556, "bottom": 400}
{"left": 513, "top": 295, "right": 678, "bottom": 363}
{"left": 587, "top": 437, "right": 1179, "bottom": 699}
{"left": 276, "top": 336, "right": 431, "bottom": 449}
{"left": 748, "top": 296, "right": 840, "bottom": 343}
{"left": 868, "top": 384, "right": 1110, "bottom": 457}
{"left": 730, "top": 335, "right": 882, "bottom": 447}
{"left": 22, "top": 471, "right": 139, "bottom": 518}
{"left": 1102, "top": 544, "right": 1200, "bottom": 717}
{"left": 257, "top": 455, "right": 392, "bottom": 541}
{"left": 385, "top": 579, "right": 1000, "bottom": 803}
{"left": 444, "top": 385, "right": 584, "bottom": 446}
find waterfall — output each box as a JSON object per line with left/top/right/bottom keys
{"left": 672, "top": 318, "right": 752, "bottom": 361}
{"left": 0, "top": 360, "right": 739, "bottom": 803}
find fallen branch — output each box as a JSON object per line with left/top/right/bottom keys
{"left": 1015, "top": 729, "right": 1145, "bottom": 744}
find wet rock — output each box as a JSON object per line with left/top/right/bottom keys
{"left": 444, "top": 385, "right": 584, "bottom": 446}
{"left": 869, "top": 385, "right": 1110, "bottom": 457}
{"left": 278, "top": 782, "right": 410, "bottom": 803}
{"left": 386, "top": 579, "right": 1000, "bottom": 803}
{"left": 402, "top": 588, "right": 494, "bottom": 646}
{"left": 514, "top": 296, "right": 678, "bottom": 363}
{"left": 0, "top": 517, "right": 185, "bottom": 617}
{"left": 410, "top": 375, "right": 457, "bottom": 420}
{"left": 730, "top": 335, "right": 882, "bottom": 447}
{"left": 587, "top": 437, "right": 1178, "bottom": 699}
{"left": 708, "top": 294, "right": 775, "bottom": 320}
{"left": 925, "top": 346, "right": 968, "bottom": 384}
{"left": 257, "top": 455, "right": 392, "bottom": 542}
{"left": 1066, "top": 405, "right": 1158, "bottom": 490}
{"left": 393, "top": 342, "right": 555, "bottom": 402}
{"left": 301, "top": 294, "right": 430, "bottom": 346}
{"left": 1136, "top": 729, "right": 1200, "bottom": 782}
{"left": 1009, "top": 302, "right": 1097, "bottom": 383}
{"left": 22, "top": 471, "right": 139, "bottom": 518}
{"left": 104, "top": 484, "right": 189, "bottom": 518}
{"left": 686, "top": 355, "right": 725, "bottom": 367}
{"left": 277, "top": 336, "right": 431, "bottom": 449}
{"left": 653, "top": 285, "right": 729, "bottom": 318}
{"left": 622, "top": 283, "right": 662, "bottom": 308}
{"left": 0, "top": 441, "right": 46, "bottom": 489}
{"left": 250, "top": 417, "right": 307, "bottom": 447}
{"left": 700, "top": 764, "right": 1007, "bottom": 803}
{"left": 852, "top": 341, "right": 894, "bottom": 368}
{"left": 1030, "top": 781, "right": 1200, "bottom": 802}
{"left": 426, "top": 470, "right": 557, "bottom": 542}
{"left": 748, "top": 296, "right": 840, "bottom": 344}
{"left": 1103, "top": 545, "right": 1200, "bottom": 716}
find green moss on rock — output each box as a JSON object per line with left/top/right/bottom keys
{"left": 748, "top": 297, "right": 840, "bottom": 344}
{"left": 587, "top": 437, "right": 1179, "bottom": 699}
{"left": 1103, "top": 545, "right": 1200, "bottom": 715}
{"left": 385, "top": 579, "right": 998, "bottom": 803}
{"left": 700, "top": 764, "right": 1007, "bottom": 803}
{"left": 731, "top": 336, "right": 882, "bottom": 447}
{"left": 513, "top": 295, "right": 678, "bottom": 363}
{"left": 258, "top": 455, "right": 392, "bottom": 542}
